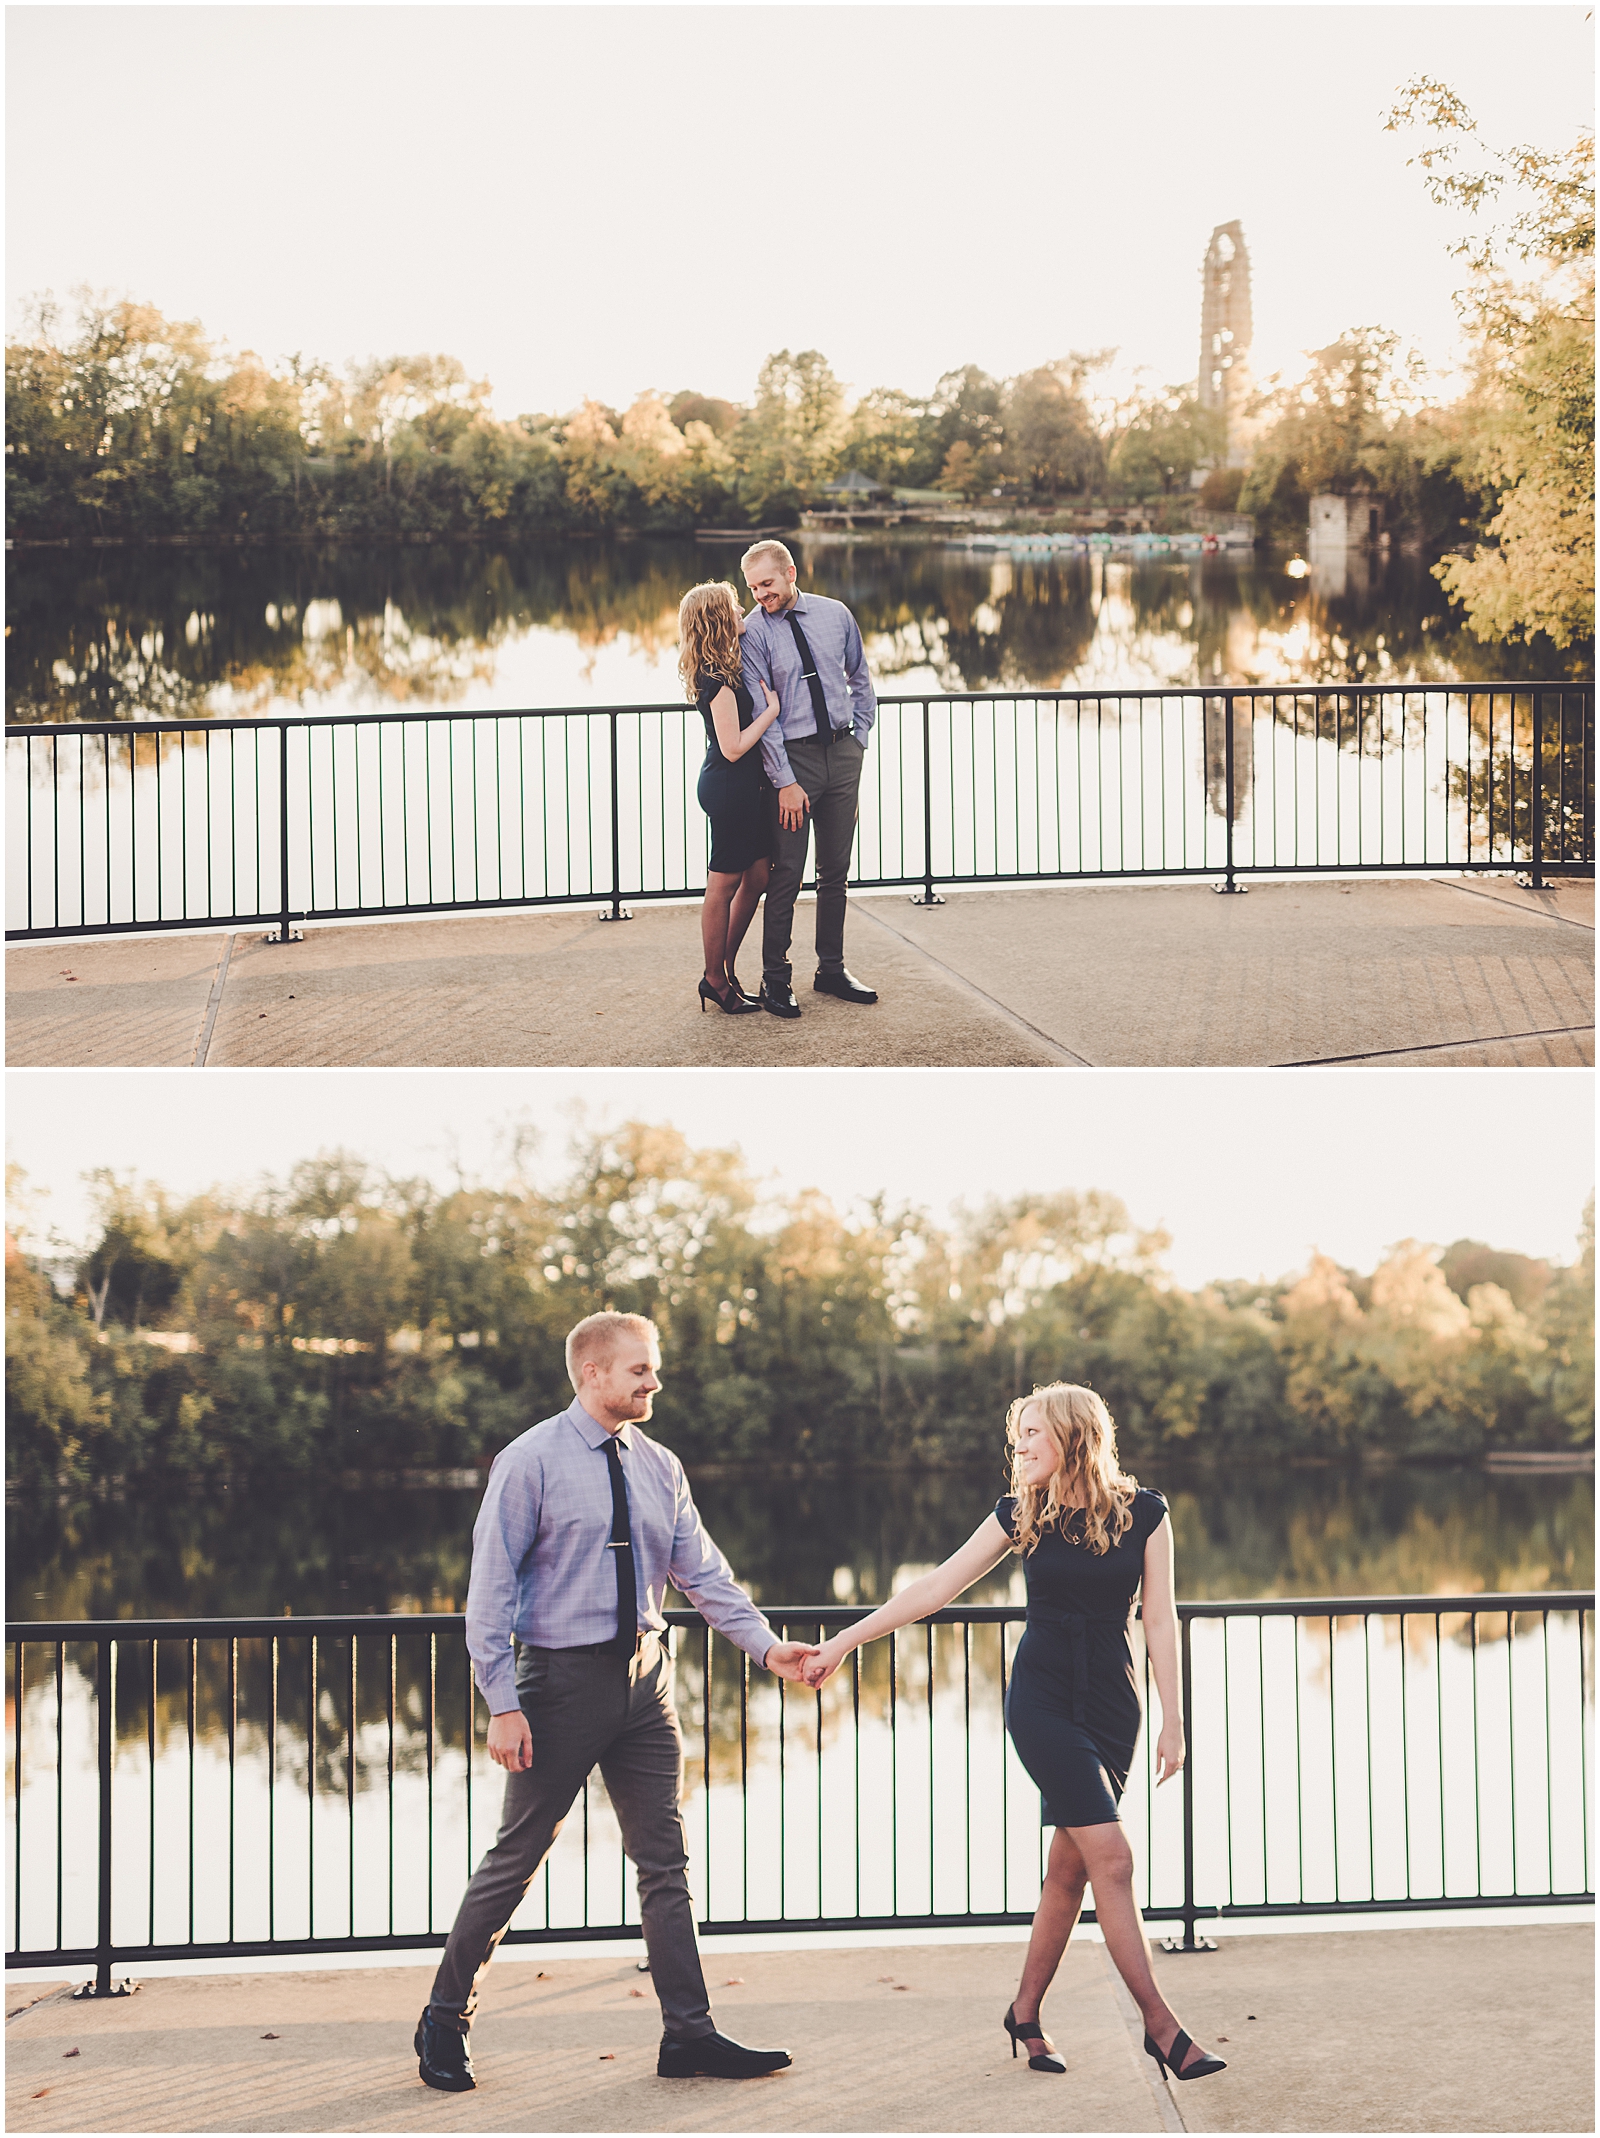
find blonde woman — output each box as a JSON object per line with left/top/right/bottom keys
{"left": 677, "top": 581, "right": 781, "bottom": 1014}
{"left": 802, "top": 1384, "right": 1226, "bottom": 2089}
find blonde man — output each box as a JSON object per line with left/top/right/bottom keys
{"left": 415, "top": 1312, "right": 813, "bottom": 2092}
{"left": 740, "top": 540, "right": 879, "bottom": 1017}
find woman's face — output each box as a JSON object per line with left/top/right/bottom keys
{"left": 1012, "top": 1403, "right": 1061, "bottom": 1490}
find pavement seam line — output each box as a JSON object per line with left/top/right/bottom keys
{"left": 1099, "top": 1944, "right": 1185, "bottom": 2133}
{"left": 1274, "top": 1022, "right": 1595, "bottom": 1068}
{"left": 1433, "top": 874, "right": 1596, "bottom": 932}
{"left": 191, "top": 934, "right": 236, "bottom": 1068}
{"left": 854, "top": 903, "right": 1093, "bottom": 1065}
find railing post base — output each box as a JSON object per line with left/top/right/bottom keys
{"left": 1159, "top": 1931, "right": 1219, "bottom": 1954}
{"left": 75, "top": 1977, "right": 139, "bottom": 1999}
{"left": 908, "top": 890, "right": 945, "bottom": 908}
{"left": 261, "top": 927, "right": 304, "bottom": 944}
{"left": 1212, "top": 880, "right": 1248, "bottom": 895}
{"left": 597, "top": 905, "right": 633, "bottom": 923}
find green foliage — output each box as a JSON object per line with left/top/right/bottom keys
{"left": 1387, "top": 78, "right": 1595, "bottom": 649}
{"left": 5, "top": 1142, "right": 1590, "bottom": 1496}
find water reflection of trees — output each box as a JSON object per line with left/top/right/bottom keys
{"left": 8, "top": 541, "right": 1576, "bottom": 729}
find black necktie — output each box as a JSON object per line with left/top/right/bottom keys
{"left": 603, "top": 1436, "right": 637, "bottom": 1658}
{"left": 785, "top": 609, "right": 834, "bottom": 748}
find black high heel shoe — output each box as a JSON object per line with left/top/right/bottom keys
{"left": 1144, "top": 2026, "right": 1226, "bottom": 2082}
{"left": 1003, "top": 2004, "right": 1064, "bottom": 2074}
{"left": 698, "top": 976, "right": 761, "bottom": 1015}
{"left": 724, "top": 967, "right": 758, "bottom": 1002}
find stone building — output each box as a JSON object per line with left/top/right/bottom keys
{"left": 1197, "top": 221, "right": 1254, "bottom": 467}
{"left": 1308, "top": 492, "right": 1387, "bottom": 547}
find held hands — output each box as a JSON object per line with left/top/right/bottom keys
{"left": 777, "top": 782, "right": 809, "bottom": 832}
{"left": 764, "top": 1640, "right": 820, "bottom": 1683}
{"left": 1154, "top": 1720, "right": 1186, "bottom": 1786}
{"left": 487, "top": 1709, "right": 533, "bottom": 1772}
{"left": 801, "top": 1637, "right": 850, "bottom": 1689}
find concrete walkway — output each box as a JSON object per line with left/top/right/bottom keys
{"left": 6, "top": 875, "right": 1591, "bottom": 1070}
{"left": 5, "top": 1925, "right": 1592, "bottom": 2133}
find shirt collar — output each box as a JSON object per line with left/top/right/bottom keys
{"left": 568, "top": 1400, "right": 632, "bottom": 1453}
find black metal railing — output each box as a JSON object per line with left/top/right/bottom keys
{"left": 7, "top": 1593, "right": 1591, "bottom": 1991}
{"left": 6, "top": 685, "right": 1592, "bottom": 940}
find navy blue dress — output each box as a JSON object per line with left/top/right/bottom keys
{"left": 695, "top": 668, "right": 772, "bottom": 875}
{"left": 997, "top": 1486, "right": 1170, "bottom": 1827}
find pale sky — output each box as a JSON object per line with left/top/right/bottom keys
{"left": 6, "top": 6, "right": 1592, "bottom": 417}
{"left": 6, "top": 1067, "right": 1593, "bottom": 1289}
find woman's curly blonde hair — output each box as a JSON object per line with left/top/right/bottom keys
{"left": 1007, "top": 1382, "right": 1138, "bottom": 1558}
{"left": 677, "top": 581, "right": 744, "bottom": 700}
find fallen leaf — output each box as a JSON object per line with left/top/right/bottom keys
{"left": 261, "top": 2032, "right": 280, "bottom": 2040}
{"left": 598, "top": 2052, "right": 615, "bottom": 2061}
{"left": 892, "top": 1984, "right": 910, "bottom": 1992}
{"left": 1216, "top": 2036, "right": 1229, "bottom": 2043}
{"left": 878, "top": 1974, "right": 895, "bottom": 1981}
{"left": 64, "top": 976, "right": 78, "bottom": 983}
{"left": 535, "top": 1971, "right": 550, "bottom": 1980}
{"left": 63, "top": 2047, "right": 80, "bottom": 2058}
{"left": 724, "top": 1977, "right": 744, "bottom": 1985}
{"left": 32, "top": 2090, "right": 50, "bottom": 2099}
{"left": 628, "top": 1987, "right": 645, "bottom": 1998}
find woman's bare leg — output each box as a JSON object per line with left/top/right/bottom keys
{"left": 1009, "top": 1826, "right": 1088, "bottom": 2049}
{"left": 701, "top": 872, "right": 740, "bottom": 990}
{"left": 723, "top": 860, "right": 771, "bottom": 986}
{"left": 1067, "top": 1821, "right": 1214, "bottom": 2072}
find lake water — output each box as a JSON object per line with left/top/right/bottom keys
{"left": 6, "top": 536, "right": 1569, "bottom": 732}
{"left": 6, "top": 1465, "right": 1592, "bottom": 1957}
{"left": 9, "top": 539, "right": 1582, "bottom": 936}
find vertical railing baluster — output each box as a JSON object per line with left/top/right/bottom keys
{"left": 94, "top": 1636, "right": 114, "bottom": 1994}
{"left": 1530, "top": 691, "right": 1545, "bottom": 888}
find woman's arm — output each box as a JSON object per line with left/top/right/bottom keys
{"left": 1140, "top": 1513, "right": 1184, "bottom": 1784}
{"left": 803, "top": 1514, "right": 1014, "bottom": 1686}
{"left": 710, "top": 683, "right": 782, "bottom": 762}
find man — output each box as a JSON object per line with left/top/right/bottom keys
{"left": 414, "top": 1311, "right": 813, "bottom": 2092}
{"left": 740, "top": 539, "right": 879, "bottom": 1018}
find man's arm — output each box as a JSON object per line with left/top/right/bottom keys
{"left": 746, "top": 620, "right": 797, "bottom": 790}
{"left": 666, "top": 1464, "right": 805, "bottom": 1673}
{"left": 464, "top": 1445, "right": 540, "bottom": 1753}
{"left": 841, "top": 607, "right": 876, "bottom": 745}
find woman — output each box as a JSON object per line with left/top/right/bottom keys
{"left": 677, "top": 581, "right": 781, "bottom": 1015}
{"left": 803, "top": 1383, "right": 1226, "bottom": 2088}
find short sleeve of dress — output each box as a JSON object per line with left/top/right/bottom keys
{"left": 994, "top": 1495, "right": 1020, "bottom": 1542}
{"left": 1135, "top": 1488, "right": 1169, "bottom": 1545}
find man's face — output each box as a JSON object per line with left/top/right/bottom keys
{"left": 585, "top": 1338, "right": 662, "bottom": 1428}
{"left": 744, "top": 557, "right": 798, "bottom": 616}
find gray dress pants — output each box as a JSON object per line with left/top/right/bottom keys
{"left": 427, "top": 1635, "right": 712, "bottom": 2038}
{"left": 762, "top": 731, "right": 864, "bottom": 983}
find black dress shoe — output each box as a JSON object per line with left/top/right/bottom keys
{"left": 415, "top": 2007, "right": 476, "bottom": 2092}
{"left": 813, "top": 968, "right": 878, "bottom": 1003}
{"left": 758, "top": 980, "right": 802, "bottom": 1018}
{"left": 657, "top": 2027, "right": 793, "bottom": 2078}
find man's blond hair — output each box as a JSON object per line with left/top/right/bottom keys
{"left": 740, "top": 538, "right": 796, "bottom": 577}
{"left": 565, "top": 1311, "right": 658, "bottom": 1392}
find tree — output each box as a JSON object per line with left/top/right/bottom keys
{"left": 1109, "top": 385, "right": 1226, "bottom": 499}
{"left": 1388, "top": 78, "right": 1594, "bottom": 649}
{"left": 1001, "top": 361, "right": 1104, "bottom": 499}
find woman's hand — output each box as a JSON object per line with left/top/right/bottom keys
{"left": 802, "top": 1636, "right": 851, "bottom": 1688}
{"left": 1155, "top": 1718, "right": 1186, "bottom": 1785}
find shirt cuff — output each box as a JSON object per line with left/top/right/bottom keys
{"left": 472, "top": 1647, "right": 520, "bottom": 1714}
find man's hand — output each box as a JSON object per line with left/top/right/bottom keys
{"left": 487, "top": 1709, "right": 533, "bottom": 1772}
{"left": 763, "top": 1640, "right": 819, "bottom": 1683}
{"left": 777, "top": 783, "right": 809, "bottom": 833}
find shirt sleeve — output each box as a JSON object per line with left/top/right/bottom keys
{"left": 464, "top": 1442, "right": 541, "bottom": 1713}
{"left": 667, "top": 1461, "right": 778, "bottom": 1666}
{"left": 1139, "top": 1489, "right": 1170, "bottom": 1543}
{"left": 746, "top": 620, "right": 795, "bottom": 789}
{"left": 841, "top": 605, "right": 876, "bottom": 744}
{"left": 993, "top": 1495, "right": 1020, "bottom": 1541}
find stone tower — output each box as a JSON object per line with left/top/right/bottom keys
{"left": 1197, "top": 221, "right": 1254, "bottom": 467}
